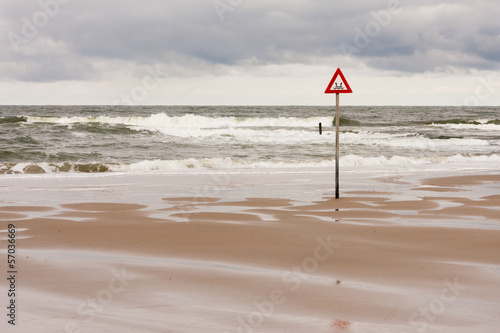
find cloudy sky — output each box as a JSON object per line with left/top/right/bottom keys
{"left": 1, "top": 0, "right": 499, "bottom": 105}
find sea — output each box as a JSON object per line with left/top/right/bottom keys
{"left": 1, "top": 105, "right": 499, "bottom": 175}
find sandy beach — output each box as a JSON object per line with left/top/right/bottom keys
{"left": 1, "top": 170, "right": 500, "bottom": 333}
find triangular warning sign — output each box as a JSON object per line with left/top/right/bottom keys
{"left": 325, "top": 68, "right": 352, "bottom": 94}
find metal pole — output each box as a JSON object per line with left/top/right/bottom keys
{"left": 335, "top": 93, "right": 340, "bottom": 199}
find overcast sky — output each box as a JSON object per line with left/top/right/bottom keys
{"left": 1, "top": 0, "right": 499, "bottom": 105}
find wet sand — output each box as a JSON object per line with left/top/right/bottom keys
{"left": 1, "top": 173, "right": 500, "bottom": 332}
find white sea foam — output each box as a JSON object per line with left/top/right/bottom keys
{"left": 26, "top": 113, "right": 333, "bottom": 129}
{"left": 149, "top": 127, "right": 489, "bottom": 148}
{"left": 106, "top": 154, "right": 500, "bottom": 172}
{"left": 430, "top": 123, "right": 500, "bottom": 131}
{"left": 27, "top": 113, "right": 491, "bottom": 148}
{"left": 107, "top": 158, "right": 332, "bottom": 172}
{"left": 341, "top": 131, "right": 489, "bottom": 149}
{"left": 3, "top": 154, "right": 499, "bottom": 174}
{"left": 25, "top": 114, "right": 494, "bottom": 148}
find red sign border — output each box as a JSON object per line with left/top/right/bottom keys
{"left": 325, "top": 68, "right": 353, "bottom": 94}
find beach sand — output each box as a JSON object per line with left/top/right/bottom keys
{"left": 1, "top": 171, "right": 500, "bottom": 332}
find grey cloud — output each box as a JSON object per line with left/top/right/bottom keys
{"left": 12, "top": 56, "right": 97, "bottom": 82}
{"left": 1, "top": 0, "right": 498, "bottom": 82}
{"left": 341, "top": 1, "right": 500, "bottom": 72}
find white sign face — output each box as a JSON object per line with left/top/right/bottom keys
{"left": 332, "top": 76, "right": 347, "bottom": 91}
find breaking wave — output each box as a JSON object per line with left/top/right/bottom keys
{"left": 3, "top": 154, "right": 500, "bottom": 174}
{"left": 26, "top": 113, "right": 334, "bottom": 129}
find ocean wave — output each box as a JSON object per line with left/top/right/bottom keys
{"left": 0, "top": 162, "right": 109, "bottom": 174}
{"left": 36, "top": 113, "right": 478, "bottom": 129}
{"left": 0, "top": 116, "right": 27, "bottom": 124}
{"left": 429, "top": 119, "right": 500, "bottom": 130}
{"left": 24, "top": 114, "right": 496, "bottom": 146}
{"left": 3, "top": 154, "right": 499, "bottom": 174}
{"left": 341, "top": 132, "right": 489, "bottom": 149}
{"left": 427, "top": 119, "right": 483, "bottom": 125}
{"left": 25, "top": 113, "right": 335, "bottom": 129}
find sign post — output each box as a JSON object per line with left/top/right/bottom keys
{"left": 325, "top": 68, "right": 353, "bottom": 199}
